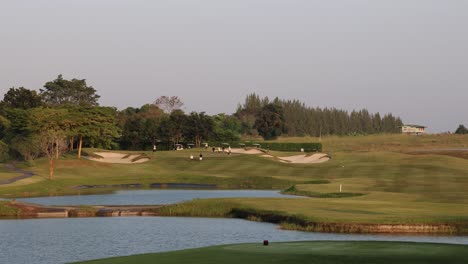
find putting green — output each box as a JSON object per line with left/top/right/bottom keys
{"left": 74, "top": 241, "right": 468, "bottom": 264}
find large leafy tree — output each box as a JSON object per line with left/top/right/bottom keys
{"left": 70, "top": 106, "right": 120, "bottom": 158}
{"left": 3, "top": 108, "right": 33, "bottom": 139}
{"left": 139, "top": 105, "right": 165, "bottom": 147}
{"left": 1, "top": 87, "right": 43, "bottom": 109}
{"left": 254, "top": 103, "right": 285, "bottom": 140}
{"left": 40, "top": 74, "right": 100, "bottom": 106}
{"left": 118, "top": 104, "right": 164, "bottom": 150}
{"left": 185, "top": 112, "right": 214, "bottom": 147}
{"left": 159, "top": 110, "right": 187, "bottom": 147}
{"left": 212, "top": 114, "right": 242, "bottom": 142}
{"left": 2, "top": 109, "right": 38, "bottom": 161}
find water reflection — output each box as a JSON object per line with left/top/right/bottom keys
{"left": 18, "top": 189, "right": 300, "bottom": 206}
{"left": 0, "top": 217, "right": 466, "bottom": 264}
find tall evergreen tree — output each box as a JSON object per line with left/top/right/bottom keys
{"left": 236, "top": 94, "right": 405, "bottom": 137}
{"left": 254, "top": 103, "right": 285, "bottom": 140}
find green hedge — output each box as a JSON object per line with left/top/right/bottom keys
{"left": 244, "top": 142, "right": 322, "bottom": 152}
{"left": 153, "top": 141, "right": 322, "bottom": 152}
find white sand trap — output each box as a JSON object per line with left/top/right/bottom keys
{"left": 230, "top": 148, "right": 264, "bottom": 155}
{"left": 87, "top": 152, "right": 149, "bottom": 164}
{"left": 278, "top": 153, "right": 330, "bottom": 164}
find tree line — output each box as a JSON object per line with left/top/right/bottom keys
{"left": 0, "top": 75, "right": 410, "bottom": 177}
{"left": 235, "top": 93, "right": 403, "bottom": 138}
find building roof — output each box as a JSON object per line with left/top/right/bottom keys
{"left": 401, "top": 124, "right": 427, "bottom": 128}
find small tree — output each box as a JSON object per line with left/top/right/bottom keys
{"left": 455, "top": 124, "right": 468, "bottom": 134}
{"left": 39, "top": 130, "right": 67, "bottom": 180}
{"left": 31, "top": 108, "right": 70, "bottom": 179}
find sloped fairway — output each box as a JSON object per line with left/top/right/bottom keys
{"left": 74, "top": 241, "right": 468, "bottom": 264}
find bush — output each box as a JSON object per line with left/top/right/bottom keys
{"left": 0, "top": 140, "right": 9, "bottom": 162}
{"left": 244, "top": 142, "right": 322, "bottom": 152}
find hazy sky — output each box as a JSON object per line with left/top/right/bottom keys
{"left": 1, "top": 0, "right": 467, "bottom": 132}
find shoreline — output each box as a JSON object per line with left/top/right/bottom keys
{"left": 1, "top": 201, "right": 467, "bottom": 235}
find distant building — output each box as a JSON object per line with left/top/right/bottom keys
{"left": 400, "top": 124, "right": 426, "bottom": 135}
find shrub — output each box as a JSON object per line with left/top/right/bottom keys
{"left": 0, "top": 140, "right": 9, "bottom": 162}
{"left": 243, "top": 142, "right": 322, "bottom": 152}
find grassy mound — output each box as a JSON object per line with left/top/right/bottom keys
{"left": 74, "top": 241, "right": 468, "bottom": 264}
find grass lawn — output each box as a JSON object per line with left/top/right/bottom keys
{"left": 0, "top": 134, "right": 467, "bottom": 227}
{"left": 0, "top": 165, "right": 20, "bottom": 181}
{"left": 74, "top": 241, "right": 468, "bottom": 264}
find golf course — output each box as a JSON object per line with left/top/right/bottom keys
{"left": 1, "top": 134, "right": 468, "bottom": 263}
{"left": 1, "top": 134, "right": 467, "bottom": 232}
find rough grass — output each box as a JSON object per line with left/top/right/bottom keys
{"left": 156, "top": 199, "right": 242, "bottom": 217}
{"left": 0, "top": 201, "right": 21, "bottom": 216}
{"left": 73, "top": 241, "right": 468, "bottom": 264}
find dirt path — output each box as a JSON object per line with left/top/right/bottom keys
{"left": 0, "top": 164, "right": 35, "bottom": 185}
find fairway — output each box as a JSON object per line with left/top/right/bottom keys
{"left": 75, "top": 241, "right": 468, "bottom": 264}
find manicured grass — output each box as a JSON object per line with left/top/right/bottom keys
{"left": 156, "top": 196, "right": 468, "bottom": 231}
{"left": 74, "top": 241, "right": 468, "bottom": 264}
{"left": 282, "top": 185, "right": 365, "bottom": 198}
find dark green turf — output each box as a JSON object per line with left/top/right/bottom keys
{"left": 74, "top": 241, "right": 468, "bottom": 264}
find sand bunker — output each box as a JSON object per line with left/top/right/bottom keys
{"left": 87, "top": 152, "right": 149, "bottom": 164}
{"left": 231, "top": 148, "right": 330, "bottom": 164}
{"left": 277, "top": 153, "right": 330, "bottom": 164}
{"left": 230, "top": 148, "right": 264, "bottom": 155}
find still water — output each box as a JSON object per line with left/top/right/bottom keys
{"left": 18, "top": 190, "right": 300, "bottom": 206}
{"left": 1, "top": 217, "right": 467, "bottom": 264}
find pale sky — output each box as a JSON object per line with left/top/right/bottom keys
{"left": 1, "top": 0, "right": 467, "bottom": 132}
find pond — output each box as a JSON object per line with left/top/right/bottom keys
{"left": 1, "top": 217, "right": 467, "bottom": 264}
{"left": 18, "top": 189, "right": 300, "bottom": 206}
